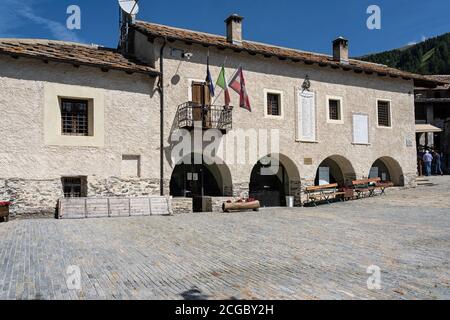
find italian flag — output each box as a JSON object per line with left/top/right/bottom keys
{"left": 216, "top": 66, "right": 231, "bottom": 107}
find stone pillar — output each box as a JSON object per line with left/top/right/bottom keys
{"left": 426, "top": 104, "right": 435, "bottom": 147}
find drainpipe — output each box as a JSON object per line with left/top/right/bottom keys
{"left": 157, "top": 38, "right": 167, "bottom": 196}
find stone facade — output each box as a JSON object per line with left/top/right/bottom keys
{"left": 0, "top": 56, "right": 161, "bottom": 214}
{"left": 133, "top": 32, "right": 418, "bottom": 206}
{"left": 0, "top": 19, "right": 423, "bottom": 215}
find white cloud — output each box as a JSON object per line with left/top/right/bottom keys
{"left": 406, "top": 35, "right": 427, "bottom": 47}
{"left": 0, "top": 0, "right": 83, "bottom": 42}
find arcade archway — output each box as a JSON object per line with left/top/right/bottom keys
{"left": 369, "top": 157, "right": 404, "bottom": 186}
{"left": 170, "top": 154, "right": 233, "bottom": 197}
{"left": 314, "top": 155, "right": 356, "bottom": 187}
{"left": 249, "top": 154, "right": 300, "bottom": 207}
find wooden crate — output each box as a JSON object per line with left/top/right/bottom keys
{"left": 58, "top": 197, "right": 173, "bottom": 219}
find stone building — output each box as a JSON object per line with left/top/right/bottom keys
{"left": 415, "top": 75, "right": 450, "bottom": 172}
{"left": 0, "top": 12, "right": 445, "bottom": 214}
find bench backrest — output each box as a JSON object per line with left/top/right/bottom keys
{"left": 352, "top": 177, "right": 381, "bottom": 186}
{"left": 306, "top": 183, "right": 338, "bottom": 192}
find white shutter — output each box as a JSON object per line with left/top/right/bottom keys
{"left": 353, "top": 114, "right": 369, "bottom": 144}
{"left": 298, "top": 91, "right": 316, "bottom": 142}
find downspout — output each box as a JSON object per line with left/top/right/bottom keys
{"left": 157, "top": 38, "right": 167, "bottom": 196}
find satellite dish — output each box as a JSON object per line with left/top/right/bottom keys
{"left": 119, "top": 0, "right": 139, "bottom": 15}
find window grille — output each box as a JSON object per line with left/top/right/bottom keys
{"left": 267, "top": 93, "right": 280, "bottom": 116}
{"left": 62, "top": 177, "right": 86, "bottom": 198}
{"left": 377, "top": 101, "right": 391, "bottom": 127}
{"left": 329, "top": 99, "right": 340, "bottom": 120}
{"left": 61, "top": 99, "right": 89, "bottom": 136}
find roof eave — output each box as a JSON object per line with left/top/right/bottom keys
{"left": 0, "top": 50, "right": 160, "bottom": 77}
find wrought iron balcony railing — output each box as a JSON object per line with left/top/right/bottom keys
{"left": 177, "top": 102, "right": 233, "bottom": 131}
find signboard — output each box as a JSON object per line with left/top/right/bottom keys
{"left": 369, "top": 167, "right": 379, "bottom": 179}
{"left": 298, "top": 91, "right": 316, "bottom": 142}
{"left": 353, "top": 114, "right": 369, "bottom": 144}
{"left": 319, "top": 167, "right": 330, "bottom": 185}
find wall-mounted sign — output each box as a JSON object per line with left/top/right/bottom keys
{"left": 319, "top": 167, "right": 330, "bottom": 186}
{"left": 369, "top": 167, "right": 379, "bottom": 179}
{"left": 406, "top": 139, "right": 413, "bottom": 147}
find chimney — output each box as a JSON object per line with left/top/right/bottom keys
{"left": 333, "top": 37, "right": 349, "bottom": 64}
{"left": 225, "top": 14, "right": 244, "bottom": 45}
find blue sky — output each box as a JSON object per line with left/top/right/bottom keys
{"left": 1, "top": 0, "right": 449, "bottom": 56}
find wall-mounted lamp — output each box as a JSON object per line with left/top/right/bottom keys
{"left": 182, "top": 52, "right": 193, "bottom": 60}
{"left": 302, "top": 75, "right": 311, "bottom": 91}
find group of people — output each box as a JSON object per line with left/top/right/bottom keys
{"left": 421, "top": 150, "right": 444, "bottom": 177}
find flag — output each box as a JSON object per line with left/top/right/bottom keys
{"left": 229, "top": 67, "right": 251, "bottom": 111}
{"left": 205, "top": 55, "right": 215, "bottom": 97}
{"left": 216, "top": 66, "right": 231, "bottom": 107}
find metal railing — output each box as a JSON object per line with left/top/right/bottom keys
{"left": 177, "top": 102, "right": 233, "bottom": 131}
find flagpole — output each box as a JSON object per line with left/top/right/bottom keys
{"left": 211, "top": 56, "right": 229, "bottom": 106}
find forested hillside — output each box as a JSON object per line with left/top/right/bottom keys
{"left": 361, "top": 33, "right": 450, "bottom": 75}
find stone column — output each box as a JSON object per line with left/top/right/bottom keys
{"left": 426, "top": 104, "right": 435, "bottom": 148}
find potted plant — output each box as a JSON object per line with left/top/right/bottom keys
{"left": 0, "top": 201, "right": 11, "bottom": 222}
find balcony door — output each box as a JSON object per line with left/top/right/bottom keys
{"left": 191, "top": 81, "right": 212, "bottom": 128}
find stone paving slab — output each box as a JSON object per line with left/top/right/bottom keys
{"left": 0, "top": 177, "right": 449, "bottom": 300}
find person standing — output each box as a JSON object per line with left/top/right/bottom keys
{"left": 423, "top": 151, "right": 433, "bottom": 177}
{"left": 433, "top": 151, "right": 443, "bottom": 176}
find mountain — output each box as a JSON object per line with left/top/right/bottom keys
{"left": 360, "top": 33, "right": 450, "bottom": 75}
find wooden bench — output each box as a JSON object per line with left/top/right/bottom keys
{"left": 304, "top": 183, "right": 345, "bottom": 207}
{"left": 352, "top": 178, "right": 394, "bottom": 199}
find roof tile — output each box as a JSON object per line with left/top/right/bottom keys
{"left": 0, "top": 39, "right": 158, "bottom": 76}
{"left": 132, "top": 21, "right": 447, "bottom": 87}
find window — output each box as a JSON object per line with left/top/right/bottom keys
{"left": 267, "top": 93, "right": 281, "bottom": 116}
{"left": 61, "top": 99, "right": 89, "bottom": 136}
{"left": 329, "top": 100, "right": 340, "bottom": 120}
{"left": 62, "top": 177, "right": 87, "bottom": 198}
{"left": 326, "top": 97, "right": 343, "bottom": 123}
{"left": 377, "top": 100, "right": 391, "bottom": 127}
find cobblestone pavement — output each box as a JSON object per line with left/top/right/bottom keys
{"left": 0, "top": 177, "right": 449, "bottom": 300}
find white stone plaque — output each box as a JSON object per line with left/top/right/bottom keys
{"left": 298, "top": 91, "right": 316, "bottom": 142}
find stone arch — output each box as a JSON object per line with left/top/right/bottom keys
{"left": 249, "top": 153, "right": 301, "bottom": 207}
{"left": 369, "top": 156, "right": 405, "bottom": 186}
{"left": 170, "top": 153, "right": 233, "bottom": 197}
{"left": 315, "top": 155, "right": 356, "bottom": 187}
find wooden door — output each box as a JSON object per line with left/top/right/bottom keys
{"left": 191, "top": 82, "right": 212, "bottom": 127}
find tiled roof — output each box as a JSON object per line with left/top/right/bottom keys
{"left": 132, "top": 21, "right": 447, "bottom": 88}
{"left": 427, "top": 75, "right": 450, "bottom": 89}
{"left": 0, "top": 39, "right": 158, "bottom": 76}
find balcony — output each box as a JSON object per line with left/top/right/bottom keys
{"left": 177, "top": 102, "right": 233, "bottom": 132}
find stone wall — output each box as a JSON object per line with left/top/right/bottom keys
{"left": 87, "top": 177, "right": 161, "bottom": 197}
{"left": 0, "top": 177, "right": 191, "bottom": 215}
{"left": 171, "top": 198, "right": 193, "bottom": 214}
{"left": 0, "top": 178, "right": 63, "bottom": 214}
